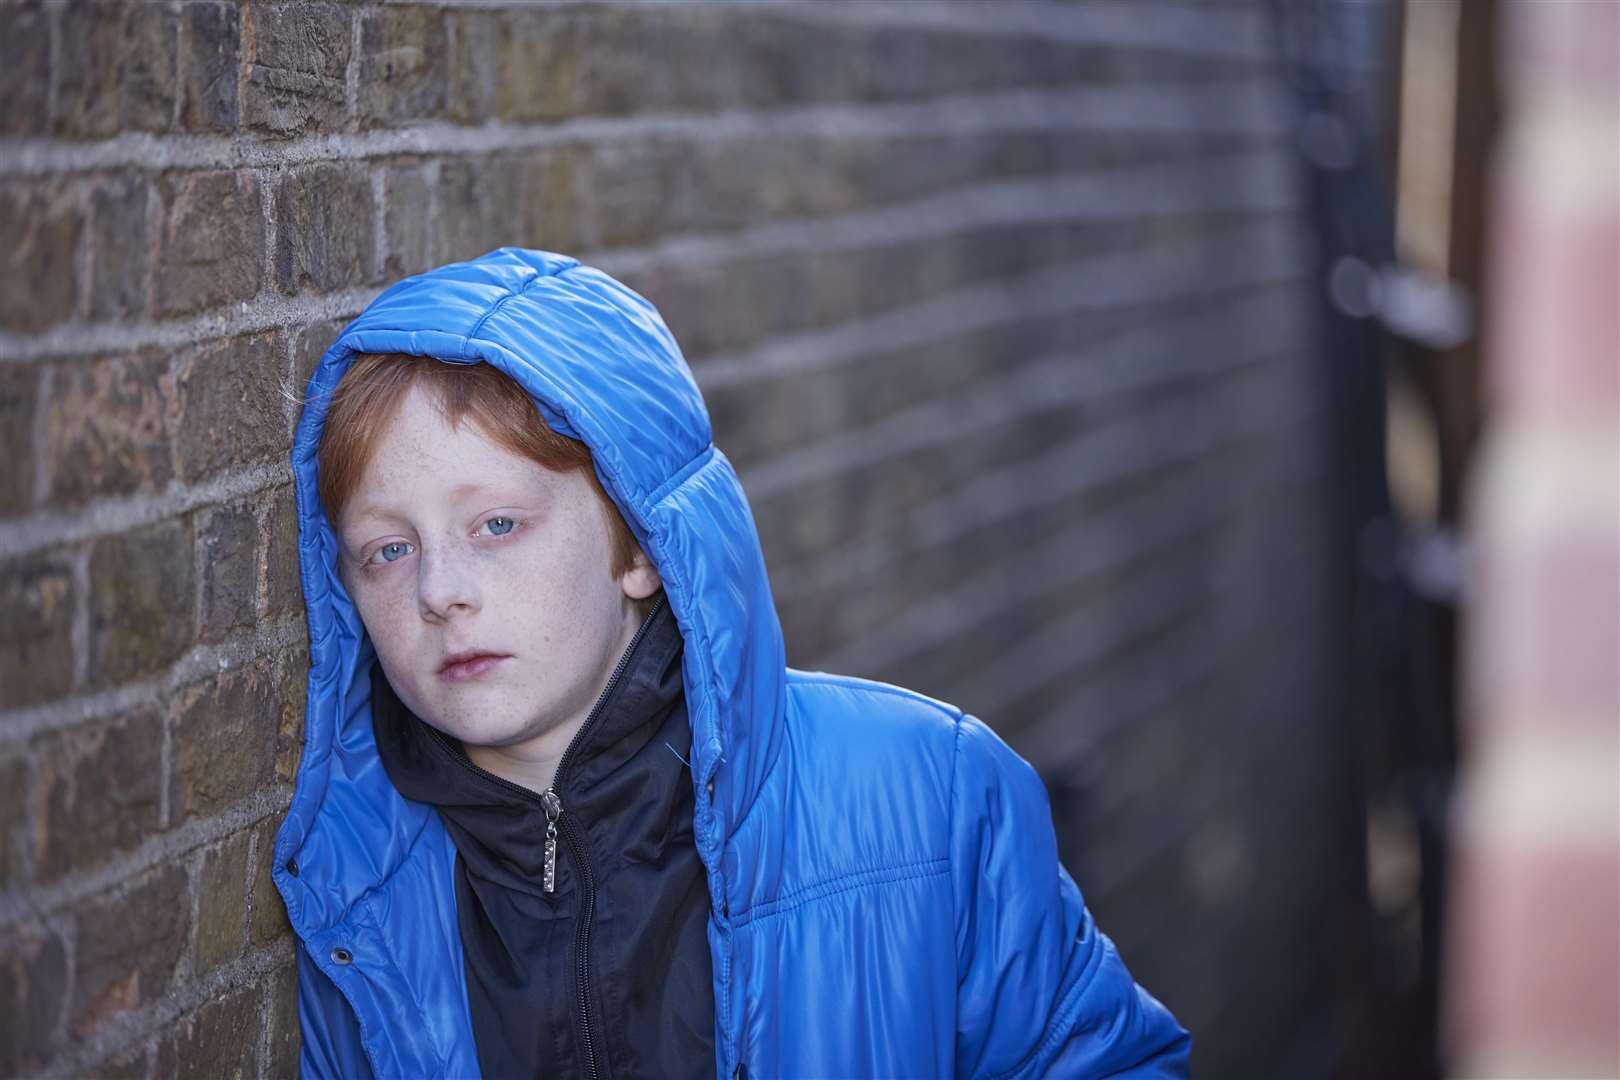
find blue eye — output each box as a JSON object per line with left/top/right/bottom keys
{"left": 483, "top": 516, "right": 516, "bottom": 536}
{"left": 374, "top": 541, "right": 412, "bottom": 564}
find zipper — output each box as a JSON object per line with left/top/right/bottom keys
{"left": 420, "top": 595, "right": 665, "bottom": 1080}
{"left": 545, "top": 593, "right": 663, "bottom": 1080}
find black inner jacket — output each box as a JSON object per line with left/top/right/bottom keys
{"left": 372, "top": 595, "right": 716, "bottom": 1080}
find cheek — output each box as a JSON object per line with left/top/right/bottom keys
{"left": 348, "top": 573, "right": 417, "bottom": 653}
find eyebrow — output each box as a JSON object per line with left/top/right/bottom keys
{"left": 341, "top": 481, "right": 526, "bottom": 527}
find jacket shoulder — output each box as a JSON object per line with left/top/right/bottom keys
{"left": 784, "top": 668, "right": 963, "bottom": 730}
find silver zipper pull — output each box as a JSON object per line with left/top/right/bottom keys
{"left": 541, "top": 789, "right": 562, "bottom": 894}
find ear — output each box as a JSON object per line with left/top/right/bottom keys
{"left": 619, "top": 547, "right": 662, "bottom": 601}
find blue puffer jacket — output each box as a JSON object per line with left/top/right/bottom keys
{"left": 276, "top": 248, "right": 1190, "bottom": 1079}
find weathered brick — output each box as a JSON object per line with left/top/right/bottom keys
{"left": 89, "top": 517, "right": 196, "bottom": 687}
{"left": 288, "top": 316, "right": 348, "bottom": 411}
{"left": 495, "top": 9, "right": 580, "bottom": 121}
{"left": 192, "top": 829, "right": 251, "bottom": 975}
{"left": 273, "top": 163, "right": 376, "bottom": 294}
{"left": 154, "top": 170, "right": 264, "bottom": 318}
{"left": 446, "top": 10, "right": 499, "bottom": 123}
{"left": 438, "top": 157, "right": 524, "bottom": 263}
{"left": 173, "top": 658, "right": 279, "bottom": 821}
{"left": 358, "top": 7, "right": 448, "bottom": 126}
{"left": 158, "top": 985, "right": 261, "bottom": 1080}
{"left": 263, "top": 485, "right": 303, "bottom": 621}
{"left": 86, "top": 174, "right": 154, "bottom": 322}
{"left": 196, "top": 501, "right": 259, "bottom": 643}
{"left": 0, "top": 922, "right": 68, "bottom": 1076}
{"left": 275, "top": 643, "right": 308, "bottom": 785}
{"left": 73, "top": 866, "right": 188, "bottom": 1035}
{"left": 0, "top": 755, "right": 28, "bottom": 884}
{"left": 94, "top": 1048, "right": 153, "bottom": 1080}
{"left": 0, "top": 367, "right": 37, "bottom": 515}
{"left": 172, "top": 331, "right": 285, "bottom": 483}
{"left": 180, "top": 2, "right": 241, "bottom": 134}
{"left": 242, "top": 2, "right": 351, "bottom": 137}
{"left": 263, "top": 965, "right": 302, "bottom": 1077}
{"left": 55, "top": 1, "right": 178, "bottom": 137}
{"left": 249, "top": 816, "right": 291, "bottom": 946}
{"left": 382, "top": 162, "right": 434, "bottom": 279}
{"left": 0, "top": 184, "right": 81, "bottom": 334}
{"left": 0, "top": 553, "right": 75, "bottom": 708}
{"left": 33, "top": 709, "right": 164, "bottom": 880}
{"left": 523, "top": 146, "right": 589, "bottom": 254}
{"left": 585, "top": 139, "right": 674, "bottom": 249}
{"left": 579, "top": 8, "right": 742, "bottom": 117}
{"left": 0, "top": 3, "right": 50, "bottom": 136}
{"left": 45, "top": 351, "right": 176, "bottom": 505}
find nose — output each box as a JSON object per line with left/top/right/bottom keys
{"left": 416, "top": 547, "right": 480, "bottom": 621}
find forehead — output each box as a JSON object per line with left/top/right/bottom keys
{"left": 343, "top": 386, "right": 550, "bottom": 507}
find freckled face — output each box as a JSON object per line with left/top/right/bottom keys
{"left": 336, "top": 384, "right": 657, "bottom": 761}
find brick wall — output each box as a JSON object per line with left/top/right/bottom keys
{"left": 1447, "top": 1, "right": 1620, "bottom": 1076}
{"left": 0, "top": 3, "right": 1343, "bottom": 1076}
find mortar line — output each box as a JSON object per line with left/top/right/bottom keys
{"left": 0, "top": 79, "right": 1288, "bottom": 178}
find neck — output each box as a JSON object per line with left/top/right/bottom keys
{"left": 463, "top": 735, "right": 570, "bottom": 796}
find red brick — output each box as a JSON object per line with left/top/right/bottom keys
{"left": 357, "top": 7, "right": 448, "bottom": 127}
{"left": 276, "top": 643, "right": 309, "bottom": 785}
{"left": 0, "top": 552, "right": 76, "bottom": 708}
{"left": 73, "top": 866, "right": 188, "bottom": 1035}
{"left": 0, "top": 921, "right": 68, "bottom": 1075}
{"left": 192, "top": 829, "right": 251, "bottom": 975}
{"left": 173, "top": 658, "right": 279, "bottom": 821}
{"left": 273, "top": 163, "right": 377, "bottom": 294}
{"left": 45, "top": 351, "right": 176, "bottom": 505}
{"left": 55, "top": 2, "right": 178, "bottom": 137}
{"left": 0, "top": 755, "right": 29, "bottom": 885}
{"left": 523, "top": 146, "right": 590, "bottom": 254}
{"left": 89, "top": 517, "right": 196, "bottom": 687}
{"left": 179, "top": 3, "right": 240, "bottom": 134}
{"left": 289, "top": 317, "right": 349, "bottom": 404}
{"left": 93, "top": 1048, "right": 153, "bottom": 1080}
{"left": 0, "top": 4, "right": 50, "bottom": 136}
{"left": 87, "top": 175, "right": 154, "bottom": 322}
{"left": 33, "top": 709, "right": 164, "bottom": 880}
{"left": 242, "top": 2, "right": 351, "bottom": 137}
{"left": 195, "top": 501, "right": 260, "bottom": 644}
{"left": 157, "top": 984, "right": 261, "bottom": 1080}
{"left": 263, "top": 485, "right": 303, "bottom": 622}
{"left": 172, "top": 331, "right": 286, "bottom": 483}
{"left": 495, "top": 9, "right": 581, "bottom": 122}
{"left": 0, "top": 366, "right": 37, "bottom": 514}
{"left": 0, "top": 184, "right": 81, "bottom": 334}
{"left": 249, "top": 816, "right": 292, "bottom": 946}
{"left": 382, "top": 162, "right": 435, "bottom": 279}
{"left": 263, "top": 965, "right": 302, "bottom": 1077}
{"left": 585, "top": 139, "right": 675, "bottom": 249}
{"left": 446, "top": 10, "right": 499, "bottom": 123}
{"left": 438, "top": 157, "right": 525, "bottom": 263}
{"left": 154, "top": 171, "right": 264, "bottom": 318}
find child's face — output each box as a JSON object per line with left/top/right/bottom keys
{"left": 336, "top": 383, "right": 661, "bottom": 758}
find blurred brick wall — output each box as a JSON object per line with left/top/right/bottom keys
{"left": 1447, "top": 1, "right": 1620, "bottom": 1076}
{"left": 0, "top": 2, "right": 1342, "bottom": 1077}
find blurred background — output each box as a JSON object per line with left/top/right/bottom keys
{"left": 0, "top": 1, "right": 1614, "bottom": 1077}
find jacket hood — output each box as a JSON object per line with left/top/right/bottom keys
{"left": 276, "top": 248, "right": 786, "bottom": 934}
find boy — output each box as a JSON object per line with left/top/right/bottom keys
{"left": 278, "top": 248, "right": 1189, "bottom": 1078}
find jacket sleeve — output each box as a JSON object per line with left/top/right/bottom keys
{"left": 297, "top": 940, "right": 377, "bottom": 1080}
{"left": 950, "top": 714, "right": 1190, "bottom": 1079}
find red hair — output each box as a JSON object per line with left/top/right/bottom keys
{"left": 317, "top": 353, "right": 643, "bottom": 579}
